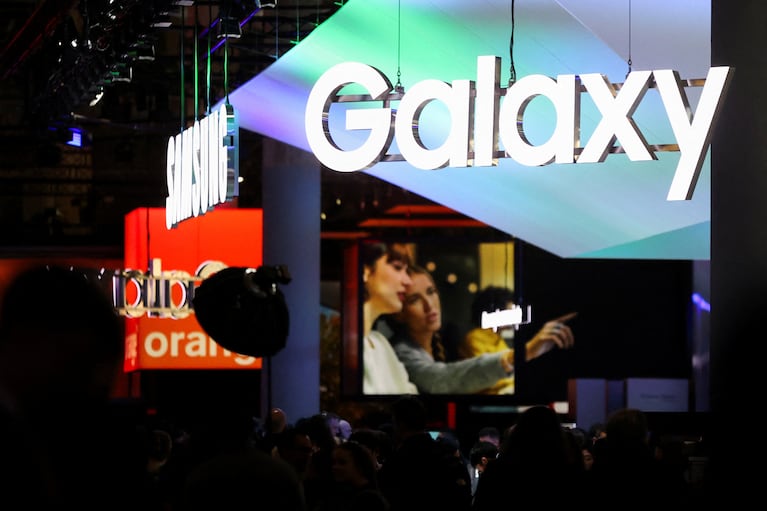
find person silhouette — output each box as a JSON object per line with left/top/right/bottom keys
{"left": 0, "top": 264, "right": 129, "bottom": 510}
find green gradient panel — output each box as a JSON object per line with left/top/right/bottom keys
{"left": 228, "top": 0, "right": 713, "bottom": 259}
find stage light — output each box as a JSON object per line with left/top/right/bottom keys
{"left": 61, "top": 127, "right": 90, "bottom": 148}
{"left": 67, "top": 128, "right": 83, "bottom": 147}
{"left": 151, "top": 13, "right": 172, "bottom": 28}
{"left": 217, "top": 16, "right": 242, "bottom": 39}
{"left": 110, "top": 62, "right": 132, "bottom": 83}
{"left": 125, "top": 42, "right": 155, "bottom": 61}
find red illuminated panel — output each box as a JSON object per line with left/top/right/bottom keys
{"left": 123, "top": 207, "right": 263, "bottom": 371}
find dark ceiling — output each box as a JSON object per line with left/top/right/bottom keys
{"left": 0, "top": 0, "right": 496, "bottom": 254}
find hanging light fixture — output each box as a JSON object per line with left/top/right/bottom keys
{"left": 217, "top": 0, "right": 243, "bottom": 39}
{"left": 151, "top": 12, "right": 172, "bottom": 28}
{"left": 217, "top": 16, "right": 242, "bottom": 39}
{"left": 125, "top": 41, "right": 156, "bottom": 61}
{"left": 110, "top": 61, "right": 132, "bottom": 83}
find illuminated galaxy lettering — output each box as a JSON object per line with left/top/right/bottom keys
{"left": 305, "top": 57, "right": 733, "bottom": 201}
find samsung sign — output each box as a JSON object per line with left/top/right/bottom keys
{"left": 165, "top": 103, "right": 239, "bottom": 229}
{"left": 305, "top": 56, "right": 733, "bottom": 201}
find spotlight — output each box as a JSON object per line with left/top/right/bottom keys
{"left": 66, "top": 127, "right": 84, "bottom": 147}
{"left": 217, "top": 16, "right": 242, "bottom": 39}
{"left": 151, "top": 13, "right": 172, "bottom": 28}
{"left": 110, "top": 62, "right": 132, "bottom": 83}
{"left": 54, "top": 126, "right": 91, "bottom": 148}
{"left": 125, "top": 42, "right": 155, "bottom": 61}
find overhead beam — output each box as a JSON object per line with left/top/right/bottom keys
{"left": 0, "top": 0, "right": 78, "bottom": 80}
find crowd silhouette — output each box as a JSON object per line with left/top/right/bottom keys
{"left": 0, "top": 265, "right": 707, "bottom": 510}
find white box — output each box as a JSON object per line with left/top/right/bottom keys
{"left": 624, "top": 378, "right": 689, "bottom": 412}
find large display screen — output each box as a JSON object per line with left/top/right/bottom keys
{"left": 341, "top": 237, "right": 694, "bottom": 404}
{"left": 352, "top": 237, "right": 525, "bottom": 398}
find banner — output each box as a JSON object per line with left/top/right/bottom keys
{"left": 121, "top": 207, "right": 263, "bottom": 371}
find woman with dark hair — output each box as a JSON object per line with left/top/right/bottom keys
{"left": 360, "top": 241, "right": 418, "bottom": 395}
{"left": 386, "top": 266, "right": 575, "bottom": 394}
{"left": 384, "top": 265, "right": 516, "bottom": 394}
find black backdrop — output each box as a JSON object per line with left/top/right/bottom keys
{"left": 513, "top": 241, "right": 693, "bottom": 404}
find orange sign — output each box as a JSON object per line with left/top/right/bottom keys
{"left": 121, "top": 207, "right": 263, "bottom": 371}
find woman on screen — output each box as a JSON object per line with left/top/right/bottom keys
{"left": 384, "top": 265, "right": 514, "bottom": 394}
{"left": 361, "top": 241, "right": 418, "bottom": 395}
{"left": 385, "top": 265, "right": 575, "bottom": 394}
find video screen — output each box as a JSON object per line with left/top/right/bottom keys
{"left": 355, "top": 237, "right": 523, "bottom": 397}
{"left": 341, "top": 237, "right": 693, "bottom": 404}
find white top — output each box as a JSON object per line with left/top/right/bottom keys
{"left": 362, "top": 330, "right": 419, "bottom": 395}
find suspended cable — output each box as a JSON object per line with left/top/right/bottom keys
{"left": 395, "top": 0, "right": 403, "bottom": 93}
{"left": 291, "top": 1, "right": 300, "bottom": 45}
{"left": 508, "top": 0, "right": 516, "bottom": 86}
{"left": 224, "top": 32, "right": 230, "bottom": 104}
{"left": 274, "top": 0, "right": 280, "bottom": 58}
{"left": 194, "top": 4, "right": 199, "bottom": 120}
{"left": 179, "top": 6, "right": 185, "bottom": 132}
{"left": 627, "top": 0, "right": 633, "bottom": 77}
{"left": 206, "top": 1, "right": 212, "bottom": 113}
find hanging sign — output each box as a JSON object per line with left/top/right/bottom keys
{"left": 165, "top": 103, "right": 240, "bottom": 229}
{"left": 305, "top": 56, "right": 733, "bottom": 201}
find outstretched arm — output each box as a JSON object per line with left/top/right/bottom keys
{"left": 394, "top": 340, "right": 511, "bottom": 394}
{"left": 525, "top": 312, "right": 576, "bottom": 361}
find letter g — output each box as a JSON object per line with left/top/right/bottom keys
{"left": 305, "top": 62, "right": 395, "bottom": 172}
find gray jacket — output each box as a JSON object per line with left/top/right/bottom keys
{"left": 392, "top": 337, "right": 510, "bottom": 394}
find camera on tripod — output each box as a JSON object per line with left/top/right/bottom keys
{"left": 192, "top": 264, "right": 291, "bottom": 357}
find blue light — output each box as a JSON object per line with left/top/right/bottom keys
{"left": 66, "top": 127, "right": 83, "bottom": 147}
{"left": 692, "top": 292, "right": 710, "bottom": 312}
